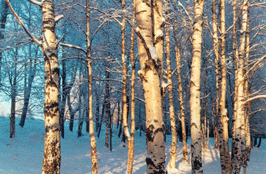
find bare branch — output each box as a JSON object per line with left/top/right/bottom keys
{"left": 243, "top": 95, "right": 266, "bottom": 105}
{"left": 178, "top": 1, "right": 193, "bottom": 24}
{"left": 59, "top": 43, "right": 87, "bottom": 54}
{"left": 241, "top": 55, "right": 266, "bottom": 84}
{"left": 6, "top": 0, "right": 42, "bottom": 47}
{"left": 55, "top": 15, "right": 64, "bottom": 23}
{"left": 27, "top": 0, "right": 42, "bottom": 6}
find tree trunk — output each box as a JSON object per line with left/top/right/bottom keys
{"left": 243, "top": 4, "right": 250, "bottom": 172}
{"left": 78, "top": 79, "right": 83, "bottom": 138}
{"left": 0, "top": 0, "right": 9, "bottom": 83}
{"left": 120, "top": 0, "right": 130, "bottom": 142}
{"left": 59, "top": 58, "right": 66, "bottom": 138}
{"left": 104, "top": 64, "right": 111, "bottom": 149}
{"left": 232, "top": 1, "right": 249, "bottom": 173}
{"left": 20, "top": 52, "right": 37, "bottom": 128}
{"left": 86, "top": 1, "right": 98, "bottom": 163}
{"left": 127, "top": 0, "right": 136, "bottom": 172}
{"left": 10, "top": 58, "right": 17, "bottom": 138}
{"left": 212, "top": 0, "right": 220, "bottom": 150}
{"left": 231, "top": 0, "right": 239, "bottom": 162}
{"left": 19, "top": 5, "right": 38, "bottom": 128}
{"left": 173, "top": 0, "right": 188, "bottom": 163}
{"left": 245, "top": 10, "right": 252, "bottom": 165}
{"left": 190, "top": 1, "right": 205, "bottom": 173}
{"left": 166, "top": 0, "right": 177, "bottom": 169}
{"left": 135, "top": 0, "right": 165, "bottom": 173}
{"left": 41, "top": 0, "right": 61, "bottom": 173}
{"left": 219, "top": 0, "right": 231, "bottom": 173}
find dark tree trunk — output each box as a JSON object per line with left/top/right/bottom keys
{"left": 0, "top": 1, "right": 9, "bottom": 83}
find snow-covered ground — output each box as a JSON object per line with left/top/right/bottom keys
{"left": 0, "top": 116, "right": 265, "bottom": 174}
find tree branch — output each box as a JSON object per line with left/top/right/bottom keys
{"left": 27, "top": 0, "right": 42, "bottom": 6}
{"left": 55, "top": 15, "right": 64, "bottom": 24}
{"left": 240, "top": 55, "right": 266, "bottom": 85}
{"left": 178, "top": 1, "right": 193, "bottom": 24}
{"left": 59, "top": 43, "right": 87, "bottom": 54}
{"left": 6, "top": 0, "right": 42, "bottom": 47}
{"left": 243, "top": 95, "right": 266, "bottom": 105}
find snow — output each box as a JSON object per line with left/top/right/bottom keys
{"left": 0, "top": 116, "right": 265, "bottom": 174}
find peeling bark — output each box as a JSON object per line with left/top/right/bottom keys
{"left": 136, "top": 0, "right": 165, "bottom": 173}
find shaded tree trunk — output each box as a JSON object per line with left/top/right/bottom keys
{"left": 0, "top": 0, "right": 9, "bottom": 83}
{"left": 20, "top": 49, "right": 37, "bottom": 128}
{"left": 10, "top": 51, "right": 17, "bottom": 138}
{"left": 173, "top": 0, "right": 188, "bottom": 163}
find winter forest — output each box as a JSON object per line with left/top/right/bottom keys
{"left": 1, "top": 0, "right": 266, "bottom": 173}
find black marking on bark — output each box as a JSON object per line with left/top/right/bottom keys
{"left": 45, "top": 124, "right": 60, "bottom": 133}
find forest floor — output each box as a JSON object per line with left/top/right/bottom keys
{"left": 0, "top": 116, "right": 265, "bottom": 174}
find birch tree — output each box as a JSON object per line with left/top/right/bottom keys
{"left": 6, "top": 0, "right": 62, "bottom": 172}
{"left": 86, "top": 0, "right": 98, "bottom": 172}
{"left": 135, "top": 0, "right": 165, "bottom": 173}
{"left": 173, "top": 0, "right": 188, "bottom": 163}
{"left": 190, "top": 0, "right": 205, "bottom": 173}
{"left": 165, "top": 0, "right": 177, "bottom": 169}
{"left": 127, "top": 0, "right": 136, "bottom": 173}
{"left": 232, "top": 0, "right": 249, "bottom": 173}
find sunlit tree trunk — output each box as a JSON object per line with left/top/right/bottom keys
{"left": 41, "top": 0, "right": 61, "bottom": 173}
{"left": 166, "top": 0, "right": 177, "bottom": 169}
{"left": 232, "top": 1, "right": 249, "bottom": 173}
{"left": 242, "top": 5, "right": 250, "bottom": 174}
{"left": 219, "top": 0, "right": 231, "bottom": 173}
{"left": 86, "top": 1, "right": 98, "bottom": 172}
{"left": 212, "top": 0, "right": 219, "bottom": 150}
{"left": 231, "top": 0, "right": 239, "bottom": 162}
{"left": 190, "top": 1, "right": 205, "bottom": 173}
{"left": 127, "top": 0, "right": 136, "bottom": 173}
{"left": 121, "top": 0, "right": 130, "bottom": 142}
{"left": 136, "top": 0, "right": 165, "bottom": 173}
{"left": 244, "top": 9, "right": 251, "bottom": 168}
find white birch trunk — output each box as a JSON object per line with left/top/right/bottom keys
{"left": 190, "top": 1, "right": 205, "bottom": 173}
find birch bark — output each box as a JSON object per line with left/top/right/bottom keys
{"left": 136, "top": 0, "right": 165, "bottom": 172}
{"left": 127, "top": 0, "right": 136, "bottom": 173}
{"left": 190, "top": 1, "right": 205, "bottom": 173}
{"left": 174, "top": 0, "right": 188, "bottom": 163}
{"left": 86, "top": 0, "right": 98, "bottom": 172}
{"left": 166, "top": 0, "right": 177, "bottom": 169}
{"left": 41, "top": 0, "right": 61, "bottom": 173}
